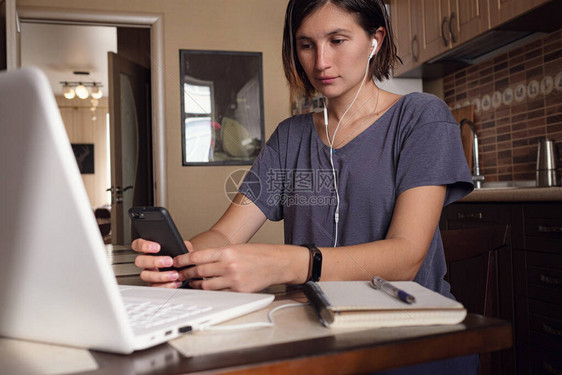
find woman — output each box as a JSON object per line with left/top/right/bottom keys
{"left": 134, "top": 0, "right": 472, "bottom": 304}
{"left": 135, "top": 2, "right": 478, "bottom": 371}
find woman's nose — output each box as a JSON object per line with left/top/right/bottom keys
{"left": 315, "top": 45, "right": 331, "bottom": 71}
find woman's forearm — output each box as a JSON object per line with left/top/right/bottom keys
{"left": 188, "top": 227, "right": 234, "bottom": 252}
{"left": 319, "top": 237, "right": 428, "bottom": 282}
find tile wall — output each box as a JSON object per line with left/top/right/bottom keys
{"left": 443, "top": 28, "right": 562, "bottom": 182}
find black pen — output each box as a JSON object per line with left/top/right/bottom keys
{"left": 370, "top": 276, "right": 416, "bottom": 304}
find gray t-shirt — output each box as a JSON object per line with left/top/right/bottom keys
{"left": 239, "top": 92, "right": 473, "bottom": 296}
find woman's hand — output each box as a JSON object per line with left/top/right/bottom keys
{"left": 132, "top": 238, "right": 194, "bottom": 288}
{"left": 175, "top": 243, "right": 308, "bottom": 293}
{"left": 130, "top": 196, "right": 274, "bottom": 291}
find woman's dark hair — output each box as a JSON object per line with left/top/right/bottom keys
{"left": 282, "top": 0, "right": 401, "bottom": 100}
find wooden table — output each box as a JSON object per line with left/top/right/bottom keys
{"left": 76, "top": 312, "right": 512, "bottom": 375}
{"left": 93, "top": 249, "right": 513, "bottom": 374}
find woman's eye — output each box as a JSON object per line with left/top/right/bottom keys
{"left": 332, "top": 39, "right": 345, "bottom": 45}
{"left": 299, "top": 43, "right": 313, "bottom": 50}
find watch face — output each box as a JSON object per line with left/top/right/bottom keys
{"left": 303, "top": 244, "right": 322, "bottom": 282}
{"left": 311, "top": 250, "right": 322, "bottom": 281}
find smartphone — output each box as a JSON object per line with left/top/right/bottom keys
{"left": 128, "top": 206, "right": 189, "bottom": 263}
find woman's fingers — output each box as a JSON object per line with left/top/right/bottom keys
{"left": 135, "top": 255, "right": 181, "bottom": 286}
{"left": 176, "top": 249, "right": 224, "bottom": 279}
{"left": 132, "top": 239, "right": 184, "bottom": 288}
{"left": 135, "top": 254, "right": 173, "bottom": 269}
{"left": 148, "top": 280, "right": 183, "bottom": 288}
{"left": 140, "top": 268, "right": 181, "bottom": 286}
{"left": 188, "top": 277, "right": 230, "bottom": 291}
{"left": 184, "top": 240, "right": 194, "bottom": 251}
{"left": 179, "top": 265, "right": 218, "bottom": 283}
{"left": 131, "top": 238, "right": 161, "bottom": 254}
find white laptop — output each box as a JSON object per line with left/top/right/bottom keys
{"left": 0, "top": 68, "right": 274, "bottom": 354}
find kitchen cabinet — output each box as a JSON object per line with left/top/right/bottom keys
{"left": 391, "top": 0, "right": 443, "bottom": 76}
{"left": 423, "top": 0, "right": 490, "bottom": 57}
{"left": 391, "top": 0, "right": 489, "bottom": 75}
{"left": 449, "top": 0, "right": 490, "bottom": 46}
{"left": 512, "top": 204, "right": 562, "bottom": 375}
{"left": 440, "top": 203, "right": 515, "bottom": 375}
{"left": 390, "top": 0, "right": 419, "bottom": 76}
{"left": 489, "top": 0, "right": 551, "bottom": 27}
{"left": 441, "top": 201, "right": 562, "bottom": 375}
{"left": 417, "top": 0, "right": 450, "bottom": 63}
{"left": 390, "top": 0, "right": 551, "bottom": 77}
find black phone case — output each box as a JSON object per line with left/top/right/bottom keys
{"left": 128, "top": 206, "right": 189, "bottom": 259}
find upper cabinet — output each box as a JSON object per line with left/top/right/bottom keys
{"left": 488, "top": 0, "right": 550, "bottom": 27}
{"left": 391, "top": 0, "right": 488, "bottom": 76}
{"left": 391, "top": 0, "right": 554, "bottom": 77}
{"left": 449, "top": 0, "right": 490, "bottom": 45}
{"left": 415, "top": 0, "right": 447, "bottom": 63}
{"left": 391, "top": 0, "right": 416, "bottom": 75}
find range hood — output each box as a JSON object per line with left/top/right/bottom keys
{"left": 428, "top": 30, "right": 545, "bottom": 66}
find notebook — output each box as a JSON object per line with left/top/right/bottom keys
{"left": 0, "top": 68, "right": 274, "bottom": 354}
{"left": 304, "top": 281, "right": 466, "bottom": 328}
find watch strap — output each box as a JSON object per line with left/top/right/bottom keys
{"left": 301, "top": 243, "right": 322, "bottom": 282}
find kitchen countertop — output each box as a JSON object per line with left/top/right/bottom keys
{"left": 461, "top": 186, "right": 562, "bottom": 202}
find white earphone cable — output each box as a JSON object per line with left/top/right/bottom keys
{"left": 324, "top": 46, "right": 374, "bottom": 247}
{"left": 198, "top": 302, "right": 308, "bottom": 331}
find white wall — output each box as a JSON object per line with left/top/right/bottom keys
{"left": 378, "top": 77, "right": 423, "bottom": 95}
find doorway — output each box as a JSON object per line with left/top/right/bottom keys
{"left": 20, "top": 22, "right": 117, "bottom": 211}
{"left": 15, "top": 5, "right": 167, "bottom": 202}
{"left": 108, "top": 49, "right": 153, "bottom": 244}
{"left": 17, "top": 8, "right": 165, "bottom": 244}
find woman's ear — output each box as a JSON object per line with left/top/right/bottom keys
{"left": 372, "top": 26, "right": 386, "bottom": 53}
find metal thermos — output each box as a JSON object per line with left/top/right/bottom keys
{"left": 536, "top": 138, "right": 559, "bottom": 187}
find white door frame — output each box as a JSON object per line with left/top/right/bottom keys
{"left": 15, "top": 6, "right": 167, "bottom": 206}
{"left": 5, "top": 0, "right": 19, "bottom": 69}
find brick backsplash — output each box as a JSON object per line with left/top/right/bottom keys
{"left": 443, "top": 28, "right": 562, "bottom": 182}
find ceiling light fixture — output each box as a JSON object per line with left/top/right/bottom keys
{"left": 74, "top": 83, "right": 89, "bottom": 99}
{"left": 90, "top": 83, "right": 103, "bottom": 99}
{"left": 60, "top": 81, "right": 104, "bottom": 100}
{"left": 63, "top": 83, "right": 76, "bottom": 99}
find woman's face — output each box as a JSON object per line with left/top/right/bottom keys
{"left": 295, "top": 3, "right": 373, "bottom": 101}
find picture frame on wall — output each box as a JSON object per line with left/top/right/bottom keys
{"left": 179, "top": 50, "right": 265, "bottom": 166}
{"left": 71, "top": 143, "right": 95, "bottom": 174}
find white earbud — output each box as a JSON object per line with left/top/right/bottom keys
{"left": 369, "top": 39, "right": 378, "bottom": 60}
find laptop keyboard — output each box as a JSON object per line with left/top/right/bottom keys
{"left": 125, "top": 301, "right": 213, "bottom": 328}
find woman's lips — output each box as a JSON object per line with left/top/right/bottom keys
{"left": 317, "top": 76, "right": 338, "bottom": 85}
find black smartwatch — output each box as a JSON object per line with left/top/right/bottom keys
{"left": 301, "top": 243, "right": 322, "bottom": 282}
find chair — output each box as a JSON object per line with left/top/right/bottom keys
{"left": 94, "top": 207, "right": 112, "bottom": 243}
{"left": 440, "top": 224, "right": 509, "bottom": 317}
{"left": 440, "top": 224, "right": 510, "bottom": 375}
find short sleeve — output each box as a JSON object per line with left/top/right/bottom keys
{"left": 238, "top": 127, "right": 284, "bottom": 221}
{"left": 395, "top": 99, "right": 473, "bottom": 205}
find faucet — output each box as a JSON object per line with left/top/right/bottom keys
{"left": 460, "top": 119, "right": 485, "bottom": 189}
